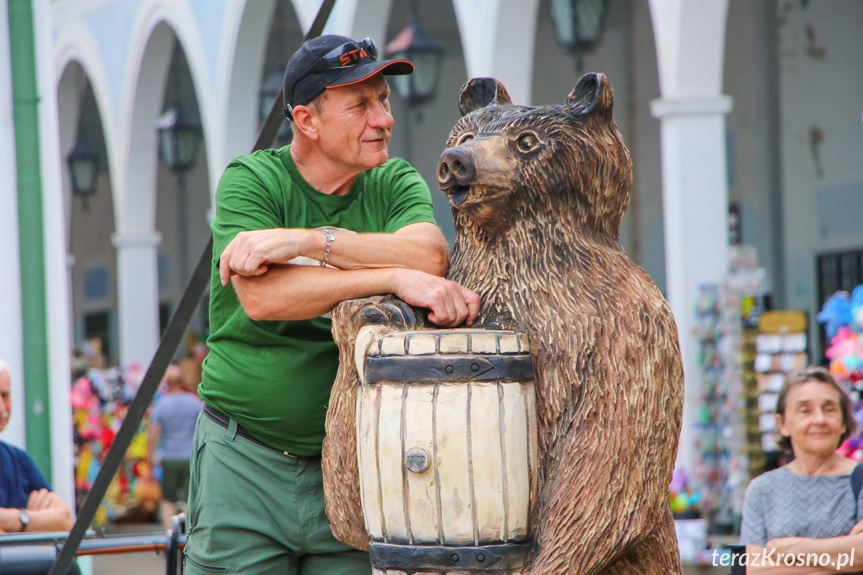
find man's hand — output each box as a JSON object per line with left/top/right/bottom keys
{"left": 0, "top": 491, "right": 74, "bottom": 533}
{"left": 220, "top": 229, "right": 311, "bottom": 286}
{"left": 390, "top": 269, "right": 480, "bottom": 328}
{"left": 851, "top": 520, "right": 863, "bottom": 536}
{"left": 26, "top": 488, "right": 61, "bottom": 511}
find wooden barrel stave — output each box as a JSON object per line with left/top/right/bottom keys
{"left": 403, "top": 384, "right": 438, "bottom": 542}
{"left": 358, "top": 329, "right": 536, "bottom": 573}
{"left": 379, "top": 383, "right": 410, "bottom": 542}
{"left": 469, "top": 382, "right": 506, "bottom": 542}
{"left": 359, "top": 384, "right": 383, "bottom": 539}
{"left": 501, "top": 382, "right": 532, "bottom": 541}
{"left": 434, "top": 383, "right": 474, "bottom": 544}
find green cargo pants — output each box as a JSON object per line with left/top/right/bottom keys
{"left": 183, "top": 412, "right": 371, "bottom": 574}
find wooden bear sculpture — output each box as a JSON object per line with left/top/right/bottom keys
{"left": 322, "top": 73, "right": 684, "bottom": 575}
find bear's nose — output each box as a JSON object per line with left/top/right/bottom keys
{"left": 437, "top": 147, "right": 476, "bottom": 190}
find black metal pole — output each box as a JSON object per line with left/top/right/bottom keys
{"left": 166, "top": 513, "right": 185, "bottom": 575}
{"left": 48, "top": 2, "right": 337, "bottom": 573}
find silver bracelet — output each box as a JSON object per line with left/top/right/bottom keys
{"left": 320, "top": 227, "right": 335, "bottom": 267}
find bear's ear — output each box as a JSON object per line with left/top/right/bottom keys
{"left": 458, "top": 78, "right": 513, "bottom": 116}
{"left": 566, "top": 73, "right": 614, "bottom": 119}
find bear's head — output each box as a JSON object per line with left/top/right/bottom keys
{"left": 437, "top": 74, "right": 632, "bottom": 239}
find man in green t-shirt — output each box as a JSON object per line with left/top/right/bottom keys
{"left": 183, "top": 35, "right": 479, "bottom": 575}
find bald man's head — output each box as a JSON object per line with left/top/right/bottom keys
{"left": 164, "top": 363, "right": 186, "bottom": 390}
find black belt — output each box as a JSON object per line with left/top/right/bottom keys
{"left": 202, "top": 404, "right": 320, "bottom": 459}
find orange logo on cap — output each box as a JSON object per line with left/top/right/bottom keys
{"left": 339, "top": 48, "right": 368, "bottom": 66}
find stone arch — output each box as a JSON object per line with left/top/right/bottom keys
{"left": 219, "top": 0, "right": 280, "bottom": 168}
{"left": 451, "top": 0, "right": 540, "bottom": 105}
{"left": 53, "top": 22, "right": 116, "bottom": 245}
{"left": 122, "top": 3, "right": 211, "bottom": 234}
{"left": 155, "top": 41, "right": 213, "bottom": 343}
{"left": 56, "top": 60, "right": 120, "bottom": 362}
{"left": 112, "top": 3, "right": 213, "bottom": 366}
{"left": 54, "top": 20, "right": 122, "bottom": 362}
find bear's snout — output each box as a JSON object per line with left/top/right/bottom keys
{"left": 438, "top": 147, "right": 475, "bottom": 205}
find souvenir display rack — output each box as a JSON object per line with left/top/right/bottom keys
{"left": 752, "top": 311, "right": 808, "bottom": 460}
{"left": 692, "top": 248, "right": 771, "bottom": 535}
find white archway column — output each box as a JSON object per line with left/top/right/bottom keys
{"left": 0, "top": 0, "right": 26, "bottom": 449}
{"left": 452, "top": 0, "right": 540, "bottom": 104}
{"left": 113, "top": 231, "right": 162, "bottom": 368}
{"left": 648, "top": 0, "right": 731, "bottom": 472}
{"left": 650, "top": 97, "right": 732, "bottom": 471}
{"left": 35, "top": 0, "right": 75, "bottom": 505}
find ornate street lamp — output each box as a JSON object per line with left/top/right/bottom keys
{"left": 385, "top": 4, "right": 443, "bottom": 105}
{"left": 157, "top": 101, "right": 203, "bottom": 290}
{"left": 259, "top": 70, "right": 293, "bottom": 146}
{"left": 550, "top": 0, "right": 609, "bottom": 72}
{"left": 157, "top": 101, "right": 202, "bottom": 173}
{"left": 66, "top": 139, "right": 100, "bottom": 211}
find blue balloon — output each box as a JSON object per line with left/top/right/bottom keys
{"left": 851, "top": 285, "right": 863, "bottom": 331}
{"left": 818, "top": 291, "right": 853, "bottom": 340}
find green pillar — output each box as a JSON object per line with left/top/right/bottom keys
{"left": 8, "top": 0, "right": 51, "bottom": 479}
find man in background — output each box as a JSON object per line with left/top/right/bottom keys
{"left": 0, "top": 359, "right": 75, "bottom": 533}
{"left": 148, "top": 362, "right": 201, "bottom": 529}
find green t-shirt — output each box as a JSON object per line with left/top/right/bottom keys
{"left": 200, "top": 146, "right": 436, "bottom": 455}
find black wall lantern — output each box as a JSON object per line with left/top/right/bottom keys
{"left": 67, "top": 140, "right": 100, "bottom": 211}
{"left": 156, "top": 100, "right": 202, "bottom": 286}
{"left": 550, "top": 0, "right": 609, "bottom": 71}
{"left": 157, "top": 101, "right": 202, "bottom": 173}
{"left": 385, "top": 3, "right": 443, "bottom": 105}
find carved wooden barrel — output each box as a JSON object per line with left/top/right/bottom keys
{"left": 354, "top": 328, "right": 538, "bottom": 574}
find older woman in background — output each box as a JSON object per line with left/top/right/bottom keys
{"left": 741, "top": 366, "right": 863, "bottom": 573}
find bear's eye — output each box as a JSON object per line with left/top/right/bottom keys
{"left": 456, "top": 133, "right": 474, "bottom": 146}
{"left": 517, "top": 133, "right": 539, "bottom": 153}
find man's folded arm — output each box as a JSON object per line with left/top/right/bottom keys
{"left": 219, "top": 222, "right": 448, "bottom": 286}
{"left": 221, "top": 220, "right": 479, "bottom": 326}
{"left": 324, "top": 222, "right": 449, "bottom": 275}
{"left": 233, "top": 265, "right": 478, "bottom": 328}
{"left": 0, "top": 492, "right": 74, "bottom": 533}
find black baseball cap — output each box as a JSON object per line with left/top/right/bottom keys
{"left": 282, "top": 35, "right": 414, "bottom": 120}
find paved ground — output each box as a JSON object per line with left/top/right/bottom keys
{"left": 91, "top": 550, "right": 166, "bottom": 575}
{"left": 88, "top": 522, "right": 174, "bottom": 575}
{"left": 80, "top": 523, "right": 728, "bottom": 575}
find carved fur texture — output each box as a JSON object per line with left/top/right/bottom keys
{"left": 323, "top": 73, "right": 684, "bottom": 575}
